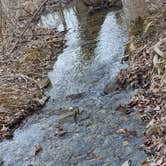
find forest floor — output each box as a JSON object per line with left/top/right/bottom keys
{"left": 115, "top": 0, "right": 166, "bottom": 165}
{"left": 0, "top": 0, "right": 165, "bottom": 165}
{"left": 0, "top": 0, "right": 66, "bottom": 139}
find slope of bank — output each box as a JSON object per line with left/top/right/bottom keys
{"left": 116, "top": 0, "right": 166, "bottom": 165}
{"left": 0, "top": 0, "right": 65, "bottom": 139}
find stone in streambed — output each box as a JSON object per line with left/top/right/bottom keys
{"left": 34, "top": 96, "right": 49, "bottom": 106}
{"left": 66, "top": 92, "right": 85, "bottom": 101}
{"left": 103, "top": 77, "right": 118, "bottom": 95}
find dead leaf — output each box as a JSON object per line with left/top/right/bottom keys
{"left": 121, "top": 160, "right": 132, "bottom": 166}
{"left": 34, "top": 144, "right": 42, "bottom": 156}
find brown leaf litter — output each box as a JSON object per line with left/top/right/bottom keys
{"left": 115, "top": 1, "right": 166, "bottom": 164}
{"left": 0, "top": 0, "right": 65, "bottom": 139}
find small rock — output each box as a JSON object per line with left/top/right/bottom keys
{"left": 58, "top": 130, "right": 66, "bottom": 137}
{"left": 123, "top": 141, "right": 129, "bottom": 146}
{"left": 103, "top": 78, "right": 117, "bottom": 95}
{"left": 35, "top": 96, "right": 49, "bottom": 105}
{"left": 55, "top": 127, "right": 66, "bottom": 137}
{"left": 121, "top": 160, "right": 132, "bottom": 166}
{"left": 145, "top": 124, "right": 158, "bottom": 137}
{"left": 116, "top": 128, "right": 126, "bottom": 134}
{"left": 69, "top": 107, "right": 74, "bottom": 111}
{"left": 34, "top": 144, "right": 42, "bottom": 156}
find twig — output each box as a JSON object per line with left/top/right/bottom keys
{"left": 10, "top": 0, "right": 49, "bottom": 53}
{"left": 0, "top": 73, "right": 42, "bottom": 91}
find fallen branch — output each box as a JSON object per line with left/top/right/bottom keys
{"left": 10, "top": 0, "right": 49, "bottom": 53}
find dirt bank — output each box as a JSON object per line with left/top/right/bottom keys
{"left": 115, "top": 0, "right": 166, "bottom": 165}
{"left": 0, "top": 0, "right": 65, "bottom": 139}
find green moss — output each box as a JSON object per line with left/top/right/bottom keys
{"left": 15, "top": 48, "right": 47, "bottom": 80}
{"left": 25, "top": 48, "right": 45, "bottom": 61}
{"left": 3, "top": 84, "right": 14, "bottom": 92}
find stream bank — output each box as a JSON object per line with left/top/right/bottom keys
{"left": 0, "top": 0, "right": 66, "bottom": 139}
{"left": 116, "top": 0, "right": 166, "bottom": 165}
{"left": 0, "top": 1, "right": 147, "bottom": 166}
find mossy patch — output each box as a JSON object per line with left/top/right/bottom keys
{"left": 0, "top": 82, "right": 43, "bottom": 112}
{"left": 15, "top": 48, "right": 48, "bottom": 80}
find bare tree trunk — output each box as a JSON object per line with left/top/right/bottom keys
{"left": 122, "top": 0, "right": 147, "bottom": 21}
{"left": 0, "top": 0, "right": 3, "bottom": 40}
